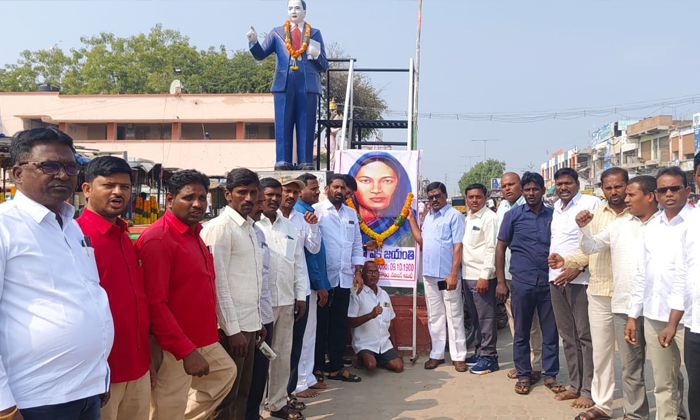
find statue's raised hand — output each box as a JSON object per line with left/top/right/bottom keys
{"left": 307, "top": 40, "right": 320, "bottom": 60}
{"left": 246, "top": 26, "right": 258, "bottom": 44}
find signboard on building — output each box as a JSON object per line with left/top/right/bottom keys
{"left": 597, "top": 123, "right": 614, "bottom": 144}
{"left": 617, "top": 120, "right": 639, "bottom": 132}
{"left": 491, "top": 178, "right": 501, "bottom": 191}
{"left": 694, "top": 113, "right": 700, "bottom": 153}
{"left": 602, "top": 140, "right": 612, "bottom": 169}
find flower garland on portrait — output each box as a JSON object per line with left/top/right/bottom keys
{"left": 346, "top": 192, "right": 414, "bottom": 265}
{"left": 283, "top": 20, "right": 311, "bottom": 70}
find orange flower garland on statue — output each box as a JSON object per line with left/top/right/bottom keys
{"left": 283, "top": 21, "right": 311, "bottom": 70}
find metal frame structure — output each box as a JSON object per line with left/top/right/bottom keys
{"left": 315, "top": 58, "right": 420, "bottom": 361}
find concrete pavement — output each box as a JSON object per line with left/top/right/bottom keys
{"left": 291, "top": 327, "right": 675, "bottom": 420}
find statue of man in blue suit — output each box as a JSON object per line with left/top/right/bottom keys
{"left": 248, "top": 0, "right": 328, "bottom": 170}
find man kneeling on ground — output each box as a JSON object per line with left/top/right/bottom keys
{"left": 348, "top": 261, "right": 404, "bottom": 373}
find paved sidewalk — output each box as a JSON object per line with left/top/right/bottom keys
{"left": 292, "top": 328, "right": 669, "bottom": 420}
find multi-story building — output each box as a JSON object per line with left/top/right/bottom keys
{"left": 668, "top": 125, "right": 696, "bottom": 189}
{"left": 587, "top": 120, "right": 639, "bottom": 179}
{"left": 541, "top": 148, "right": 580, "bottom": 189}
{"left": 624, "top": 115, "right": 692, "bottom": 175}
{"left": 0, "top": 91, "right": 276, "bottom": 176}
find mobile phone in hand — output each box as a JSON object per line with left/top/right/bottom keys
{"left": 437, "top": 280, "right": 447, "bottom": 291}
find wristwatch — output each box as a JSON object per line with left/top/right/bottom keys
{"left": 354, "top": 267, "right": 363, "bottom": 273}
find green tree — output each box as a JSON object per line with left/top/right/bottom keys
{"left": 320, "top": 42, "right": 387, "bottom": 140}
{"left": 0, "top": 47, "right": 76, "bottom": 92}
{"left": 457, "top": 159, "right": 506, "bottom": 195}
{"left": 0, "top": 25, "right": 388, "bottom": 143}
{"left": 0, "top": 25, "right": 278, "bottom": 95}
{"left": 0, "top": 26, "right": 386, "bottom": 123}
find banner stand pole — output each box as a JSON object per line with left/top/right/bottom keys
{"left": 398, "top": 249, "right": 420, "bottom": 364}
{"left": 410, "top": 247, "right": 421, "bottom": 363}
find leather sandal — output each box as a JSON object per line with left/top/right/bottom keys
{"left": 574, "top": 407, "right": 610, "bottom": 420}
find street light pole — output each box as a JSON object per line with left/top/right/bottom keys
{"left": 470, "top": 139, "right": 500, "bottom": 161}
{"left": 460, "top": 155, "right": 480, "bottom": 170}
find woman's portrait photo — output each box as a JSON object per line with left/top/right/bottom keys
{"left": 347, "top": 151, "right": 416, "bottom": 247}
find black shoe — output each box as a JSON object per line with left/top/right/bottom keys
{"left": 274, "top": 163, "right": 294, "bottom": 171}
{"left": 298, "top": 163, "right": 315, "bottom": 171}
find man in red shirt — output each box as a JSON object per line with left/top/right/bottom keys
{"left": 136, "top": 170, "right": 236, "bottom": 420}
{"left": 77, "top": 156, "right": 151, "bottom": 420}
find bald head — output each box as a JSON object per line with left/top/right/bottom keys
{"left": 500, "top": 172, "right": 522, "bottom": 204}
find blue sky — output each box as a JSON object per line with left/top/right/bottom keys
{"left": 2, "top": 0, "right": 699, "bottom": 194}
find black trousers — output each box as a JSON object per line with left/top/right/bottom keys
{"left": 287, "top": 294, "right": 310, "bottom": 396}
{"left": 314, "top": 286, "right": 350, "bottom": 373}
{"left": 686, "top": 328, "right": 700, "bottom": 420}
{"left": 20, "top": 396, "right": 101, "bottom": 420}
{"left": 244, "top": 322, "right": 273, "bottom": 420}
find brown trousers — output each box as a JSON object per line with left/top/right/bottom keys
{"left": 101, "top": 372, "right": 150, "bottom": 420}
{"left": 150, "top": 342, "right": 236, "bottom": 420}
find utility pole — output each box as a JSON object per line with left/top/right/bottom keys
{"left": 411, "top": 0, "right": 423, "bottom": 150}
{"left": 470, "top": 139, "right": 500, "bottom": 161}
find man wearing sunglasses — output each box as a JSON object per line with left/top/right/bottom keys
{"left": 0, "top": 128, "right": 114, "bottom": 420}
{"left": 625, "top": 167, "right": 691, "bottom": 420}
{"left": 407, "top": 182, "right": 467, "bottom": 372}
{"left": 662, "top": 152, "right": 700, "bottom": 420}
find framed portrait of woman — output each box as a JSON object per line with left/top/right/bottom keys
{"left": 337, "top": 150, "right": 421, "bottom": 287}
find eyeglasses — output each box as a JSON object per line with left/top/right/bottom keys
{"left": 364, "top": 270, "right": 379, "bottom": 275}
{"left": 19, "top": 161, "right": 81, "bottom": 176}
{"left": 656, "top": 186, "right": 684, "bottom": 195}
{"left": 427, "top": 193, "right": 443, "bottom": 201}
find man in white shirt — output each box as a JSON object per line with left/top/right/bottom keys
{"left": 663, "top": 195, "right": 700, "bottom": 420}
{"left": 256, "top": 178, "right": 308, "bottom": 420}
{"left": 245, "top": 186, "right": 275, "bottom": 420}
{"left": 314, "top": 174, "right": 365, "bottom": 383}
{"left": 406, "top": 182, "right": 467, "bottom": 372}
{"left": 461, "top": 183, "right": 500, "bottom": 375}
{"left": 551, "top": 174, "right": 657, "bottom": 420}
{"left": 277, "top": 176, "right": 322, "bottom": 404}
{"left": 548, "top": 168, "right": 600, "bottom": 409}
{"left": 200, "top": 168, "right": 265, "bottom": 420}
{"left": 0, "top": 128, "right": 114, "bottom": 420}
{"left": 625, "top": 167, "right": 691, "bottom": 420}
{"left": 496, "top": 172, "right": 543, "bottom": 381}
{"left": 348, "top": 261, "right": 403, "bottom": 373}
